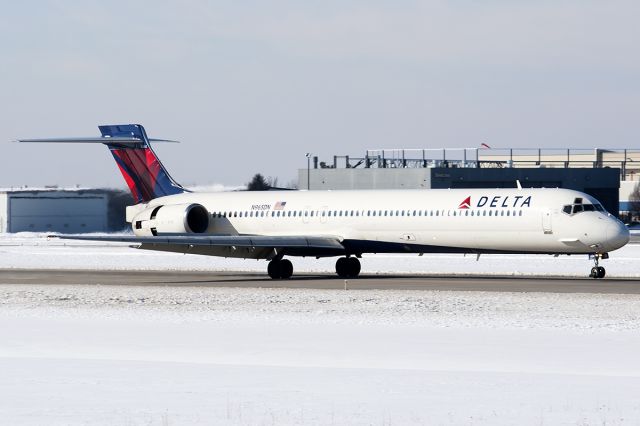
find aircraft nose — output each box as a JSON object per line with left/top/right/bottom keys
{"left": 605, "top": 220, "right": 630, "bottom": 250}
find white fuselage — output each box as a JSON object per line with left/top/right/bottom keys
{"left": 132, "top": 187, "right": 629, "bottom": 257}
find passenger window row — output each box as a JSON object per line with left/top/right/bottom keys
{"left": 210, "top": 209, "right": 525, "bottom": 219}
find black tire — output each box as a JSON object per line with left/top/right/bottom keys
{"left": 267, "top": 260, "right": 281, "bottom": 279}
{"left": 597, "top": 266, "right": 606, "bottom": 279}
{"left": 590, "top": 267, "right": 599, "bottom": 279}
{"left": 347, "top": 257, "right": 361, "bottom": 278}
{"left": 336, "top": 257, "right": 348, "bottom": 278}
{"left": 280, "top": 259, "right": 293, "bottom": 279}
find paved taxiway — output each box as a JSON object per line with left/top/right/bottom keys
{"left": 1, "top": 270, "right": 640, "bottom": 294}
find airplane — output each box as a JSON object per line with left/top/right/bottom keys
{"left": 18, "top": 124, "right": 630, "bottom": 279}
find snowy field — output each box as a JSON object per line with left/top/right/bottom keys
{"left": 1, "top": 233, "right": 640, "bottom": 425}
{"left": 1, "top": 232, "right": 639, "bottom": 277}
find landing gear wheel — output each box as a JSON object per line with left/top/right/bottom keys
{"left": 347, "top": 257, "right": 361, "bottom": 277}
{"left": 267, "top": 259, "right": 294, "bottom": 279}
{"left": 589, "top": 255, "right": 607, "bottom": 279}
{"left": 267, "top": 260, "right": 280, "bottom": 279}
{"left": 280, "top": 259, "right": 293, "bottom": 279}
{"left": 335, "top": 257, "right": 361, "bottom": 278}
{"left": 336, "top": 257, "right": 348, "bottom": 278}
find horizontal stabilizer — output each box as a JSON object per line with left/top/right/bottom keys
{"left": 16, "top": 137, "right": 179, "bottom": 144}
{"left": 16, "top": 124, "right": 185, "bottom": 203}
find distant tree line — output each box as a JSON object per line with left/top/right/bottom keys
{"left": 246, "top": 173, "right": 297, "bottom": 191}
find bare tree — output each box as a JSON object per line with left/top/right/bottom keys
{"left": 285, "top": 179, "right": 299, "bottom": 190}
{"left": 267, "top": 176, "right": 278, "bottom": 189}
{"left": 628, "top": 181, "right": 640, "bottom": 222}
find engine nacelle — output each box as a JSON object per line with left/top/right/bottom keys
{"left": 132, "top": 203, "right": 210, "bottom": 236}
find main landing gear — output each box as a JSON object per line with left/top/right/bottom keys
{"left": 589, "top": 253, "right": 608, "bottom": 279}
{"left": 267, "top": 259, "right": 293, "bottom": 279}
{"left": 335, "top": 256, "right": 361, "bottom": 278}
{"left": 266, "top": 256, "right": 362, "bottom": 279}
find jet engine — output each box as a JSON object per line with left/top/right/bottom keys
{"left": 131, "top": 203, "right": 210, "bottom": 236}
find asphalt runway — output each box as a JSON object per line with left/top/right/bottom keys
{"left": 1, "top": 269, "right": 640, "bottom": 294}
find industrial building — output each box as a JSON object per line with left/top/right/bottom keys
{"left": 299, "top": 148, "right": 640, "bottom": 217}
{"left": 0, "top": 189, "right": 109, "bottom": 233}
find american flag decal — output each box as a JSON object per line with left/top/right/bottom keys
{"left": 274, "top": 201, "right": 287, "bottom": 210}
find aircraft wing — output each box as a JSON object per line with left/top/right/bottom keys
{"left": 52, "top": 234, "right": 346, "bottom": 258}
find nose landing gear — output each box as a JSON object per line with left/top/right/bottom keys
{"left": 589, "top": 266, "right": 605, "bottom": 279}
{"left": 589, "top": 253, "right": 608, "bottom": 279}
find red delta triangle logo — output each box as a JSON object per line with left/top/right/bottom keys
{"left": 458, "top": 196, "right": 471, "bottom": 209}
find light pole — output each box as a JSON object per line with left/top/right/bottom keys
{"left": 305, "top": 153, "right": 312, "bottom": 190}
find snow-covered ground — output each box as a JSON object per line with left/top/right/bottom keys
{"left": 2, "top": 233, "right": 640, "bottom": 425}
{"left": 2, "top": 285, "right": 640, "bottom": 425}
{"left": 0, "top": 232, "right": 639, "bottom": 277}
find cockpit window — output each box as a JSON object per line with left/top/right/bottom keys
{"left": 563, "top": 202, "right": 604, "bottom": 215}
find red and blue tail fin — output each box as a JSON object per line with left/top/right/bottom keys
{"left": 99, "top": 124, "right": 185, "bottom": 203}
{"left": 17, "top": 124, "right": 187, "bottom": 204}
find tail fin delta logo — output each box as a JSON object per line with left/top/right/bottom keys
{"left": 458, "top": 196, "right": 471, "bottom": 209}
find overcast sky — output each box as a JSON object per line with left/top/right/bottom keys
{"left": 1, "top": 1, "right": 638, "bottom": 189}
